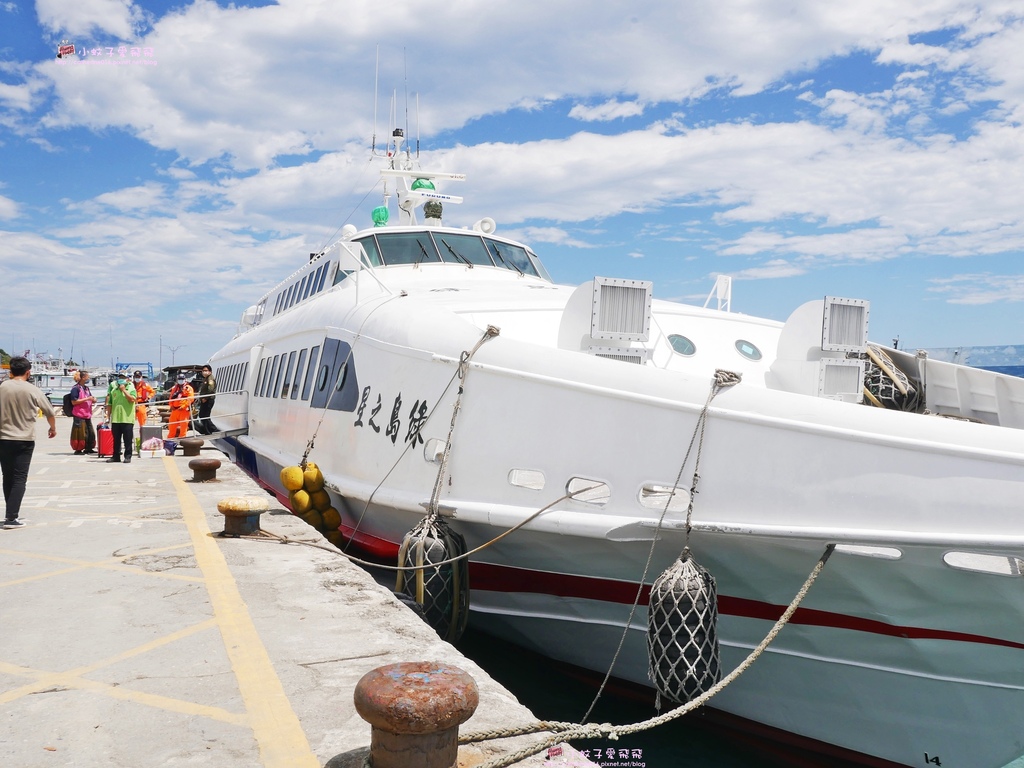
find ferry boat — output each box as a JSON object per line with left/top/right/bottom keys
{"left": 207, "top": 130, "right": 1024, "bottom": 768}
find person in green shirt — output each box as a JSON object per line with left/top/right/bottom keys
{"left": 105, "top": 373, "right": 137, "bottom": 463}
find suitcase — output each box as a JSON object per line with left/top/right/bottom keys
{"left": 97, "top": 424, "right": 113, "bottom": 458}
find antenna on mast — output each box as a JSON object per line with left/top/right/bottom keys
{"left": 371, "top": 44, "right": 379, "bottom": 154}
{"left": 403, "top": 48, "right": 409, "bottom": 151}
{"left": 415, "top": 92, "right": 420, "bottom": 158}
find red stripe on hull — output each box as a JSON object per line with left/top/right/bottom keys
{"left": 469, "top": 560, "right": 1024, "bottom": 650}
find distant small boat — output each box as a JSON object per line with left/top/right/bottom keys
{"left": 27, "top": 355, "right": 110, "bottom": 408}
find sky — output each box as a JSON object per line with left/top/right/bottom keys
{"left": 3, "top": 0, "right": 1024, "bottom": 371}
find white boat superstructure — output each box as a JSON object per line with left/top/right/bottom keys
{"left": 208, "top": 135, "right": 1024, "bottom": 768}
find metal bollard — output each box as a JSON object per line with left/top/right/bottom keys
{"left": 180, "top": 437, "right": 204, "bottom": 456}
{"left": 188, "top": 457, "right": 221, "bottom": 482}
{"left": 216, "top": 496, "right": 269, "bottom": 536}
{"left": 353, "top": 661, "right": 479, "bottom": 768}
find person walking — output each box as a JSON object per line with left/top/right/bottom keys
{"left": 133, "top": 371, "right": 155, "bottom": 428}
{"left": 105, "top": 372, "right": 137, "bottom": 463}
{"left": 195, "top": 365, "right": 216, "bottom": 435}
{"left": 69, "top": 370, "right": 98, "bottom": 454}
{"left": 0, "top": 355, "right": 57, "bottom": 527}
{"left": 166, "top": 373, "right": 194, "bottom": 439}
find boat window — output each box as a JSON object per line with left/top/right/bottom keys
{"left": 373, "top": 233, "right": 442, "bottom": 265}
{"left": 310, "top": 337, "right": 360, "bottom": 411}
{"left": 255, "top": 358, "right": 268, "bottom": 397}
{"left": 264, "top": 355, "right": 280, "bottom": 397}
{"left": 241, "top": 361, "right": 248, "bottom": 392}
{"left": 291, "top": 349, "right": 307, "bottom": 399}
{"left": 357, "top": 239, "right": 383, "bottom": 268}
{"left": 271, "top": 354, "right": 287, "bottom": 396}
{"left": 486, "top": 240, "right": 539, "bottom": 277}
{"left": 301, "top": 272, "right": 315, "bottom": 301}
{"left": 301, "top": 345, "right": 319, "bottom": 400}
{"left": 433, "top": 233, "right": 494, "bottom": 266}
{"left": 296, "top": 277, "right": 308, "bottom": 305}
{"left": 526, "top": 248, "right": 552, "bottom": 281}
{"left": 735, "top": 339, "right": 762, "bottom": 361}
{"left": 668, "top": 334, "right": 696, "bottom": 356}
{"left": 280, "top": 351, "right": 297, "bottom": 398}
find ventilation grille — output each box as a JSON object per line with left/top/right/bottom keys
{"left": 822, "top": 297, "right": 869, "bottom": 352}
{"left": 819, "top": 359, "right": 865, "bottom": 402}
{"left": 591, "top": 277, "right": 652, "bottom": 341}
{"left": 591, "top": 347, "right": 649, "bottom": 365}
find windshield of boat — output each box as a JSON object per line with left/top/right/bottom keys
{"left": 356, "top": 231, "right": 548, "bottom": 279}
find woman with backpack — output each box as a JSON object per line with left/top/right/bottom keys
{"left": 69, "top": 371, "right": 98, "bottom": 455}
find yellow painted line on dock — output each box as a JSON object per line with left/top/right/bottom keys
{"left": 0, "top": 619, "right": 246, "bottom": 725}
{"left": 164, "top": 457, "right": 320, "bottom": 768}
{"left": 0, "top": 545, "right": 205, "bottom": 587}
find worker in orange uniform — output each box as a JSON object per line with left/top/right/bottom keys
{"left": 133, "top": 371, "right": 156, "bottom": 428}
{"left": 166, "top": 372, "right": 194, "bottom": 439}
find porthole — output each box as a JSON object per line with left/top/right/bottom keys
{"left": 668, "top": 334, "right": 696, "bottom": 356}
{"left": 735, "top": 339, "right": 762, "bottom": 361}
{"left": 335, "top": 362, "right": 348, "bottom": 392}
{"left": 316, "top": 364, "right": 329, "bottom": 391}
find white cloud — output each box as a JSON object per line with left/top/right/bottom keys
{"left": 569, "top": 100, "right": 645, "bottom": 122}
{"left": 0, "top": 194, "right": 20, "bottom": 219}
{"left": 35, "top": 0, "right": 145, "bottom": 39}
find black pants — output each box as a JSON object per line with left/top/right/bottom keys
{"left": 197, "top": 400, "right": 214, "bottom": 434}
{"left": 111, "top": 422, "right": 134, "bottom": 460}
{"left": 0, "top": 439, "right": 35, "bottom": 521}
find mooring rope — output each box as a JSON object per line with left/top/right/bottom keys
{"left": 460, "top": 543, "right": 836, "bottom": 768}
{"left": 341, "top": 324, "right": 499, "bottom": 552}
{"left": 580, "top": 369, "right": 741, "bottom": 723}
{"left": 426, "top": 325, "right": 500, "bottom": 519}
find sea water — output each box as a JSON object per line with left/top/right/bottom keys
{"left": 457, "top": 626, "right": 816, "bottom": 767}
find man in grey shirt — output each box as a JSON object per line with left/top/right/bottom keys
{"left": 0, "top": 356, "right": 57, "bottom": 527}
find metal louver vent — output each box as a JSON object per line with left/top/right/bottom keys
{"left": 822, "top": 297, "right": 869, "bottom": 352}
{"left": 819, "top": 359, "right": 865, "bottom": 402}
{"left": 591, "top": 277, "right": 652, "bottom": 341}
{"left": 591, "top": 347, "right": 649, "bottom": 365}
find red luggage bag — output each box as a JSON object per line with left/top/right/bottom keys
{"left": 97, "top": 424, "right": 113, "bottom": 458}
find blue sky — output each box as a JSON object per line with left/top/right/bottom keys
{"left": 2, "top": 0, "right": 1024, "bottom": 370}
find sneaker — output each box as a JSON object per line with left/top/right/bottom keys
{"left": 73, "top": 450, "right": 84, "bottom": 455}
{"left": 125, "top": 457, "right": 132, "bottom": 463}
{"left": 84, "top": 449, "right": 96, "bottom": 454}
{"left": 4, "top": 519, "right": 25, "bottom": 528}
{"left": 106, "top": 458, "right": 121, "bottom": 463}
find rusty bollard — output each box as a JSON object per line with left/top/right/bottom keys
{"left": 188, "top": 457, "right": 221, "bottom": 482}
{"left": 180, "top": 437, "right": 204, "bottom": 457}
{"left": 353, "top": 661, "right": 479, "bottom": 768}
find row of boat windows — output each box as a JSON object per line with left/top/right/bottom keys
{"left": 216, "top": 361, "right": 249, "bottom": 394}
{"left": 668, "top": 334, "right": 763, "bottom": 362}
{"left": 270, "top": 261, "right": 333, "bottom": 318}
{"left": 254, "top": 345, "right": 322, "bottom": 401}
{"left": 353, "top": 232, "right": 546, "bottom": 278}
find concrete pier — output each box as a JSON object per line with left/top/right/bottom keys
{"left": 0, "top": 417, "right": 593, "bottom": 767}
